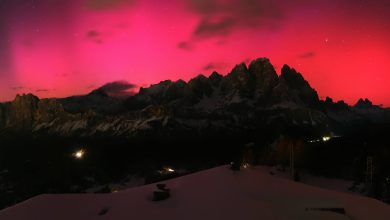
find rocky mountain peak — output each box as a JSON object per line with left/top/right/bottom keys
{"left": 248, "top": 58, "right": 279, "bottom": 97}
{"left": 231, "top": 62, "right": 248, "bottom": 73}
{"left": 227, "top": 63, "right": 249, "bottom": 82}
{"left": 188, "top": 74, "right": 213, "bottom": 98}
{"left": 190, "top": 74, "right": 208, "bottom": 82}
{"left": 132, "top": 58, "right": 323, "bottom": 108}
{"left": 13, "top": 93, "right": 39, "bottom": 103}
{"left": 9, "top": 93, "right": 40, "bottom": 130}
{"left": 271, "top": 65, "right": 320, "bottom": 107}
{"left": 354, "top": 98, "right": 374, "bottom": 109}
{"left": 322, "top": 97, "right": 350, "bottom": 112}
{"left": 175, "top": 79, "right": 187, "bottom": 87}
{"left": 222, "top": 62, "right": 254, "bottom": 97}
{"left": 248, "top": 58, "right": 275, "bottom": 75}
{"left": 324, "top": 97, "right": 334, "bottom": 105}
{"left": 35, "top": 99, "right": 66, "bottom": 122}
{"left": 88, "top": 88, "right": 109, "bottom": 97}
{"left": 280, "top": 65, "right": 307, "bottom": 89}
{"left": 0, "top": 57, "right": 387, "bottom": 139}
{"left": 209, "top": 71, "right": 223, "bottom": 86}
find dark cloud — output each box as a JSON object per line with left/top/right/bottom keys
{"left": 203, "top": 63, "right": 217, "bottom": 71}
{"left": 11, "top": 86, "right": 24, "bottom": 90}
{"left": 194, "top": 17, "right": 235, "bottom": 39}
{"left": 185, "top": 0, "right": 284, "bottom": 42}
{"left": 36, "top": 89, "right": 50, "bottom": 93}
{"left": 86, "top": 30, "right": 104, "bottom": 44}
{"left": 85, "top": 0, "right": 134, "bottom": 10}
{"left": 95, "top": 80, "right": 137, "bottom": 97}
{"left": 202, "top": 62, "right": 226, "bottom": 71}
{"left": 299, "top": 51, "right": 316, "bottom": 59}
{"left": 87, "top": 30, "right": 99, "bottom": 38}
{"left": 189, "top": 0, "right": 219, "bottom": 14}
{"left": 177, "top": 41, "right": 194, "bottom": 51}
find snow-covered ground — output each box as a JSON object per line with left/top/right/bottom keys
{"left": 1, "top": 166, "right": 389, "bottom": 220}
{"left": 84, "top": 175, "right": 145, "bottom": 193}
{"left": 257, "top": 166, "right": 357, "bottom": 195}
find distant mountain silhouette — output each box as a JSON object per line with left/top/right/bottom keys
{"left": 0, "top": 58, "right": 388, "bottom": 138}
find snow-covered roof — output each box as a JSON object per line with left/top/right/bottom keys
{"left": 1, "top": 166, "right": 389, "bottom": 220}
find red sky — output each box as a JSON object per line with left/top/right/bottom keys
{"left": 0, "top": 0, "right": 389, "bottom": 106}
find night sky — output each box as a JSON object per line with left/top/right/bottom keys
{"left": 0, "top": 0, "right": 389, "bottom": 106}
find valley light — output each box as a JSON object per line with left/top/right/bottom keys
{"left": 73, "top": 149, "right": 85, "bottom": 159}
{"left": 159, "top": 166, "right": 175, "bottom": 174}
{"left": 322, "top": 136, "right": 331, "bottom": 142}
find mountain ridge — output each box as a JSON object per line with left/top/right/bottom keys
{"left": 0, "top": 58, "right": 388, "bottom": 138}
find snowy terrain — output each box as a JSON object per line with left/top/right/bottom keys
{"left": 1, "top": 165, "right": 389, "bottom": 220}
{"left": 257, "top": 166, "right": 357, "bottom": 195}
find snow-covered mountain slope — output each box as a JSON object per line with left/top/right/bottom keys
{"left": 1, "top": 166, "right": 389, "bottom": 220}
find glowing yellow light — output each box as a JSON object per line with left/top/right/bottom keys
{"left": 242, "top": 163, "right": 250, "bottom": 169}
{"left": 160, "top": 167, "right": 175, "bottom": 174}
{"left": 322, "top": 136, "right": 331, "bottom": 142}
{"left": 73, "top": 149, "right": 85, "bottom": 159}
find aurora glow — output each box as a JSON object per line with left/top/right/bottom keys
{"left": 0, "top": 0, "right": 389, "bottom": 106}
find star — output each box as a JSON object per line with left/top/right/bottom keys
{"left": 325, "top": 38, "right": 329, "bottom": 44}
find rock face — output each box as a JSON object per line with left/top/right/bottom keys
{"left": 8, "top": 94, "right": 40, "bottom": 130}
{"left": 354, "top": 98, "right": 375, "bottom": 109}
{"left": 128, "top": 58, "right": 319, "bottom": 110}
{"left": 209, "top": 71, "right": 223, "bottom": 86}
{"left": 0, "top": 94, "right": 66, "bottom": 131}
{"left": 35, "top": 99, "right": 67, "bottom": 122}
{"left": 0, "top": 103, "right": 6, "bottom": 128}
{"left": 323, "top": 97, "right": 349, "bottom": 112}
{"left": 272, "top": 65, "right": 319, "bottom": 107}
{"left": 249, "top": 58, "right": 279, "bottom": 100}
{"left": 0, "top": 58, "right": 387, "bottom": 138}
